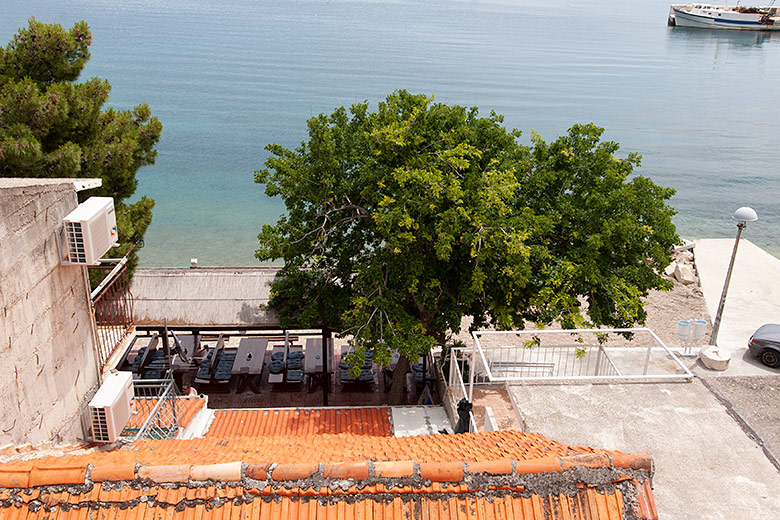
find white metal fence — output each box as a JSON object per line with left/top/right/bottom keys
{"left": 476, "top": 343, "right": 620, "bottom": 380}
{"left": 470, "top": 328, "right": 693, "bottom": 385}
{"left": 446, "top": 328, "right": 693, "bottom": 401}
{"left": 445, "top": 349, "right": 478, "bottom": 432}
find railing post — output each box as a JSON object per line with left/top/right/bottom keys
{"left": 469, "top": 336, "right": 476, "bottom": 403}
{"left": 643, "top": 335, "right": 653, "bottom": 375}
{"left": 448, "top": 348, "right": 455, "bottom": 393}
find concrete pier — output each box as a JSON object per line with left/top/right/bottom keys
{"left": 694, "top": 238, "right": 780, "bottom": 376}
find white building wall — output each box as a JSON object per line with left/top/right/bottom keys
{"left": 0, "top": 179, "right": 101, "bottom": 445}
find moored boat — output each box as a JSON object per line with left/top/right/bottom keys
{"left": 669, "top": 3, "right": 780, "bottom": 30}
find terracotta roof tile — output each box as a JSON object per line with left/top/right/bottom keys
{"left": 610, "top": 452, "right": 653, "bottom": 473}
{"left": 0, "top": 428, "right": 657, "bottom": 520}
{"left": 190, "top": 462, "right": 242, "bottom": 481}
{"left": 245, "top": 462, "right": 273, "bottom": 481}
{"left": 270, "top": 462, "right": 319, "bottom": 481}
{"left": 374, "top": 460, "right": 414, "bottom": 478}
{"left": 28, "top": 463, "right": 87, "bottom": 487}
{"left": 90, "top": 464, "right": 136, "bottom": 482}
{"left": 467, "top": 459, "right": 513, "bottom": 475}
{"left": 206, "top": 407, "right": 392, "bottom": 437}
{"left": 323, "top": 461, "right": 370, "bottom": 480}
{"left": 419, "top": 461, "right": 464, "bottom": 482}
{"left": 137, "top": 464, "right": 190, "bottom": 483}
{"left": 634, "top": 478, "right": 658, "bottom": 520}
{"left": 0, "top": 464, "right": 32, "bottom": 488}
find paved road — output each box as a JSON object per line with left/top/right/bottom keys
{"left": 701, "top": 376, "right": 780, "bottom": 470}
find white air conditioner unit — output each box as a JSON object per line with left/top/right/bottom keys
{"left": 89, "top": 371, "right": 133, "bottom": 443}
{"left": 62, "top": 197, "right": 118, "bottom": 265}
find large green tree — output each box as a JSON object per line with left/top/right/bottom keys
{"left": 0, "top": 19, "right": 162, "bottom": 271}
{"left": 256, "top": 91, "right": 678, "bottom": 403}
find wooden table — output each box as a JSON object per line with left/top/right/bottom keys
{"left": 305, "top": 338, "right": 334, "bottom": 392}
{"left": 232, "top": 337, "right": 268, "bottom": 393}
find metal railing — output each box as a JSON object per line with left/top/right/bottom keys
{"left": 445, "top": 349, "right": 478, "bottom": 433}
{"left": 90, "top": 263, "right": 134, "bottom": 367}
{"left": 124, "top": 378, "right": 182, "bottom": 440}
{"left": 476, "top": 343, "right": 620, "bottom": 380}
{"left": 470, "top": 328, "right": 694, "bottom": 385}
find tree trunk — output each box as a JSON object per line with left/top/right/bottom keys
{"left": 388, "top": 354, "right": 410, "bottom": 405}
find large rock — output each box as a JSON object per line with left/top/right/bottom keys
{"left": 700, "top": 345, "right": 731, "bottom": 371}
{"left": 678, "top": 250, "right": 694, "bottom": 263}
{"left": 674, "top": 263, "right": 697, "bottom": 285}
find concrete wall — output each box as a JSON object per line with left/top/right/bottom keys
{"left": 0, "top": 179, "right": 100, "bottom": 445}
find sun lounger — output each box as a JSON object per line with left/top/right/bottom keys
{"left": 130, "top": 333, "right": 159, "bottom": 376}
{"left": 268, "top": 342, "right": 288, "bottom": 384}
{"left": 285, "top": 344, "right": 304, "bottom": 384}
{"left": 339, "top": 345, "right": 375, "bottom": 384}
{"left": 193, "top": 334, "right": 225, "bottom": 384}
{"left": 142, "top": 350, "right": 168, "bottom": 379}
{"left": 213, "top": 349, "right": 237, "bottom": 382}
{"left": 128, "top": 334, "right": 170, "bottom": 379}
{"left": 171, "top": 332, "right": 198, "bottom": 372}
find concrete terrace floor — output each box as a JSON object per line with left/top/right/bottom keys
{"left": 505, "top": 238, "right": 780, "bottom": 519}
{"left": 511, "top": 380, "right": 780, "bottom": 519}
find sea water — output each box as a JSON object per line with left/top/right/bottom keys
{"left": 2, "top": 0, "right": 779, "bottom": 266}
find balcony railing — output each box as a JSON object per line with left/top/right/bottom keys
{"left": 123, "top": 378, "right": 182, "bottom": 440}
{"left": 90, "top": 262, "right": 134, "bottom": 367}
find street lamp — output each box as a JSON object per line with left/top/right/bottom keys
{"left": 709, "top": 206, "right": 758, "bottom": 345}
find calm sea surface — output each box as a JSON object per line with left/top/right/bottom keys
{"left": 3, "top": 0, "right": 780, "bottom": 266}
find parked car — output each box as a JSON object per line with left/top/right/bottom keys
{"left": 748, "top": 324, "right": 780, "bottom": 368}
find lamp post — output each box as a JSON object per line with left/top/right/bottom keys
{"left": 709, "top": 207, "right": 758, "bottom": 346}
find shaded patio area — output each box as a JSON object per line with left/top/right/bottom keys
{"left": 118, "top": 328, "right": 437, "bottom": 409}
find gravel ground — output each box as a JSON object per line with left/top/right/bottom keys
{"left": 641, "top": 277, "right": 712, "bottom": 349}
{"left": 701, "top": 375, "right": 780, "bottom": 468}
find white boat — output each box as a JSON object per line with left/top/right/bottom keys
{"left": 669, "top": 3, "right": 780, "bottom": 30}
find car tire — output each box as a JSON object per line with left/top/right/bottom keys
{"left": 760, "top": 349, "right": 780, "bottom": 368}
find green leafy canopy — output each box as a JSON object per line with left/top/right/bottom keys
{"left": 0, "top": 19, "right": 162, "bottom": 273}
{"left": 256, "top": 90, "right": 678, "bottom": 373}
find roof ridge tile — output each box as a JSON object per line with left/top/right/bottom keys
{"left": 0, "top": 451, "right": 655, "bottom": 497}
{"left": 90, "top": 464, "right": 136, "bottom": 482}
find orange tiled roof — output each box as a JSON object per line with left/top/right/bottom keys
{"left": 126, "top": 395, "right": 207, "bottom": 430}
{"left": 206, "top": 407, "right": 392, "bottom": 437}
{"left": 0, "top": 430, "right": 600, "bottom": 468}
{"left": 0, "top": 430, "right": 657, "bottom": 519}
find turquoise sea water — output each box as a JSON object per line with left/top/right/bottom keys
{"left": 3, "top": 0, "right": 780, "bottom": 266}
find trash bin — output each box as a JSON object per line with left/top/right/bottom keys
{"left": 677, "top": 320, "right": 691, "bottom": 340}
